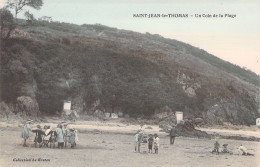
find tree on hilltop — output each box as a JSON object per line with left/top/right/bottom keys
{"left": 24, "top": 10, "right": 35, "bottom": 24}
{"left": 6, "top": 0, "right": 43, "bottom": 18}
{"left": 0, "top": 8, "right": 16, "bottom": 39}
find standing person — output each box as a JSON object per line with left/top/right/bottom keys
{"left": 48, "top": 127, "right": 57, "bottom": 149}
{"left": 68, "top": 128, "right": 76, "bottom": 148}
{"left": 148, "top": 134, "right": 153, "bottom": 153}
{"left": 56, "top": 124, "right": 64, "bottom": 149}
{"left": 33, "top": 125, "right": 44, "bottom": 148}
{"left": 212, "top": 141, "right": 220, "bottom": 154}
{"left": 43, "top": 125, "right": 51, "bottom": 147}
{"left": 63, "top": 124, "right": 69, "bottom": 148}
{"left": 75, "top": 129, "right": 79, "bottom": 147}
{"left": 134, "top": 132, "right": 140, "bottom": 152}
{"left": 170, "top": 125, "right": 177, "bottom": 144}
{"left": 154, "top": 134, "right": 159, "bottom": 154}
{"left": 21, "top": 119, "right": 33, "bottom": 147}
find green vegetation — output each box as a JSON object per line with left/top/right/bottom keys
{"left": 0, "top": 38, "right": 187, "bottom": 115}
{"left": 6, "top": 0, "right": 43, "bottom": 18}
{"left": 0, "top": 19, "right": 259, "bottom": 125}
{"left": 0, "top": 8, "right": 16, "bottom": 39}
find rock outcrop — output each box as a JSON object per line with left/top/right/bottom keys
{"left": 16, "top": 96, "right": 40, "bottom": 117}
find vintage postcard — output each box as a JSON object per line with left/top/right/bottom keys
{"left": 0, "top": 0, "right": 259, "bottom": 167}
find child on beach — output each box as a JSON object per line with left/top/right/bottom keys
{"left": 154, "top": 134, "right": 159, "bottom": 154}
{"left": 63, "top": 124, "right": 69, "bottom": 148}
{"left": 43, "top": 125, "right": 51, "bottom": 147}
{"left": 68, "top": 128, "right": 76, "bottom": 148}
{"left": 238, "top": 144, "right": 254, "bottom": 156}
{"left": 148, "top": 134, "right": 153, "bottom": 153}
{"left": 56, "top": 124, "right": 64, "bottom": 149}
{"left": 21, "top": 119, "right": 33, "bottom": 147}
{"left": 48, "top": 128, "right": 57, "bottom": 149}
{"left": 33, "top": 125, "right": 44, "bottom": 148}
{"left": 212, "top": 141, "right": 220, "bottom": 154}
{"left": 221, "top": 144, "right": 230, "bottom": 153}
{"left": 134, "top": 131, "right": 142, "bottom": 152}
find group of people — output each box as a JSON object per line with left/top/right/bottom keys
{"left": 212, "top": 140, "right": 254, "bottom": 156}
{"left": 21, "top": 119, "right": 78, "bottom": 149}
{"left": 134, "top": 125, "right": 177, "bottom": 154}
{"left": 134, "top": 132, "right": 160, "bottom": 154}
{"left": 22, "top": 119, "right": 255, "bottom": 156}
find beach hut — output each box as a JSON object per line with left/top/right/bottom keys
{"left": 256, "top": 118, "right": 260, "bottom": 127}
{"left": 111, "top": 113, "right": 118, "bottom": 119}
{"left": 176, "top": 111, "right": 183, "bottom": 124}
{"left": 63, "top": 100, "right": 71, "bottom": 115}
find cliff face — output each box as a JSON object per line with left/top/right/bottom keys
{"left": 0, "top": 20, "right": 259, "bottom": 125}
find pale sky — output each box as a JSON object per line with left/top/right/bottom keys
{"left": 1, "top": 0, "right": 260, "bottom": 74}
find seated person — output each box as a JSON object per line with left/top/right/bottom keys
{"left": 221, "top": 144, "right": 230, "bottom": 153}
{"left": 238, "top": 144, "right": 254, "bottom": 156}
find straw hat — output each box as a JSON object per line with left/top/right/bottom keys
{"left": 51, "top": 127, "right": 56, "bottom": 131}
{"left": 36, "top": 125, "right": 42, "bottom": 129}
{"left": 69, "top": 128, "right": 75, "bottom": 131}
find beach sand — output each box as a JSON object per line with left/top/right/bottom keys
{"left": 0, "top": 121, "right": 259, "bottom": 167}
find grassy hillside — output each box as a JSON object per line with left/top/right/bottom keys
{"left": 0, "top": 19, "right": 259, "bottom": 125}
{"left": 151, "top": 35, "right": 260, "bottom": 86}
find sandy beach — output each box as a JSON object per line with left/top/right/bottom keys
{"left": 0, "top": 120, "right": 260, "bottom": 167}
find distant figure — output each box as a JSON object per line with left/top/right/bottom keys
{"left": 221, "top": 144, "right": 230, "bottom": 153}
{"left": 68, "top": 128, "right": 76, "bottom": 148}
{"left": 154, "top": 134, "right": 159, "bottom": 154}
{"left": 212, "top": 141, "right": 220, "bottom": 154}
{"left": 21, "top": 119, "right": 33, "bottom": 147}
{"left": 56, "top": 124, "right": 64, "bottom": 149}
{"left": 238, "top": 144, "right": 254, "bottom": 156}
{"left": 170, "top": 125, "right": 177, "bottom": 144}
{"left": 134, "top": 132, "right": 141, "bottom": 152}
{"left": 148, "top": 134, "right": 154, "bottom": 153}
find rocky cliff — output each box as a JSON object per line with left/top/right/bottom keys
{"left": 0, "top": 20, "right": 259, "bottom": 125}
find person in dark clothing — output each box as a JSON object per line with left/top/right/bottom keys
{"left": 48, "top": 128, "right": 57, "bottom": 149}
{"left": 33, "top": 125, "right": 44, "bottom": 148}
{"left": 212, "top": 141, "right": 220, "bottom": 154}
{"left": 148, "top": 134, "right": 153, "bottom": 153}
{"left": 170, "top": 125, "right": 177, "bottom": 144}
